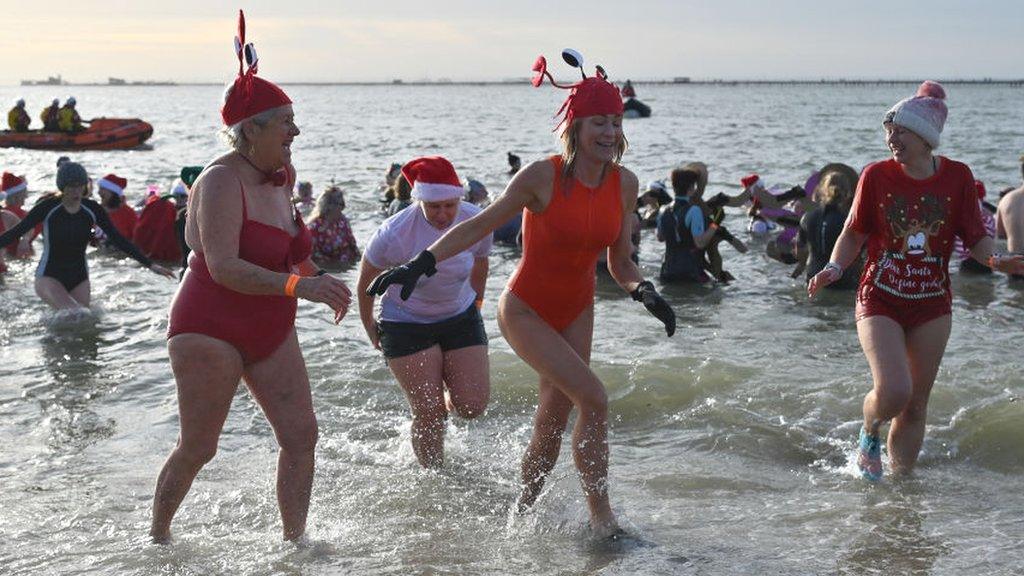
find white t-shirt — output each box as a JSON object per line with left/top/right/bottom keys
{"left": 365, "top": 201, "right": 492, "bottom": 323}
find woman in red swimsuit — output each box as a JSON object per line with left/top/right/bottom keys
{"left": 152, "top": 11, "right": 352, "bottom": 543}
{"left": 809, "top": 82, "right": 1024, "bottom": 482}
{"left": 368, "top": 51, "right": 675, "bottom": 540}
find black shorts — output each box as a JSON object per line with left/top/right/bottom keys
{"left": 378, "top": 304, "right": 487, "bottom": 359}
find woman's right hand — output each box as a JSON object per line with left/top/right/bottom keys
{"left": 807, "top": 263, "right": 842, "bottom": 298}
{"left": 363, "top": 320, "right": 381, "bottom": 350}
{"left": 296, "top": 274, "right": 352, "bottom": 323}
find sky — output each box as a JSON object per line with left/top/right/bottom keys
{"left": 1, "top": 0, "right": 1022, "bottom": 84}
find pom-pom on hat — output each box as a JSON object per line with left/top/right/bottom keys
{"left": 884, "top": 81, "right": 948, "bottom": 149}
{"left": 1, "top": 172, "right": 27, "bottom": 196}
{"left": 220, "top": 10, "right": 292, "bottom": 126}
{"left": 741, "top": 174, "right": 761, "bottom": 189}
{"left": 97, "top": 173, "right": 128, "bottom": 196}
{"left": 531, "top": 49, "right": 624, "bottom": 132}
{"left": 402, "top": 156, "right": 465, "bottom": 202}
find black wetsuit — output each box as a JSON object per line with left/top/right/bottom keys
{"left": 0, "top": 197, "right": 152, "bottom": 291}
{"left": 798, "top": 204, "right": 860, "bottom": 289}
{"left": 657, "top": 198, "right": 707, "bottom": 283}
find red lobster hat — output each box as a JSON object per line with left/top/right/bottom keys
{"left": 220, "top": 10, "right": 292, "bottom": 126}
{"left": 531, "top": 49, "right": 624, "bottom": 132}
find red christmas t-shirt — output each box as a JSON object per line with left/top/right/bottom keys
{"left": 848, "top": 157, "right": 986, "bottom": 304}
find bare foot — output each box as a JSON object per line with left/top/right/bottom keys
{"left": 587, "top": 499, "right": 621, "bottom": 540}
{"left": 590, "top": 517, "right": 623, "bottom": 540}
{"left": 149, "top": 530, "right": 172, "bottom": 545}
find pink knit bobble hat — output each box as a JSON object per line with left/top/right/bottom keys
{"left": 884, "top": 81, "right": 948, "bottom": 148}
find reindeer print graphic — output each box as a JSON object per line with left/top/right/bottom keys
{"left": 884, "top": 193, "right": 948, "bottom": 257}
{"left": 871, "top": 191, "right": 950, "bottom": 300}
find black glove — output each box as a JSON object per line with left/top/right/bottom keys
{"left": 714, "top": 225, "right": 736, "bottom": 243}
{"left": 630, "top": 280, "right": 676, "bottom": 337}
{"left": 366, "top": 250, "right": 437, "bottom": 300}
{"left": 776, "top": 185, "right": 806, "bottom": 203}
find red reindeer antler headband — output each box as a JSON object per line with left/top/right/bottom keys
{"left": 220, "top": 10, "right": 292, "bottom": 126}
{"left": 531, "top": 49, "right": 624, "bottom": 132}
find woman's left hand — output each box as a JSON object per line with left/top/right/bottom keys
{"left": 990, "top": 253, "right": 1024, "bottom": 275}
{"left": 150, "top": 263, "right": 177, "bottom": 278}
{"left": 631, "top": 281, "right": 676, "bottom": 337}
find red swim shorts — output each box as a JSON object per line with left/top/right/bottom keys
{"left": 855, "top": 292, "right": 951, "bottom": 330}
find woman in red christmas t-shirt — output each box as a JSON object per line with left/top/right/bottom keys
{"left": 808, "top": 82, "right": 1024, "bottom": 482}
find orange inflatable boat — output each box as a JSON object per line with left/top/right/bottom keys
{"left": 0, "top": 118, "right": 153, "bottom": 150}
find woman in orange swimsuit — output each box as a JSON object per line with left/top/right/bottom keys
{"left": 809, "top": 82, "right": 1024, "bottom": 482}
{"left": 151, "top": 11, "right": 351, "bottom": 543}
{"left": 368, "top": 51, "right": 676, "bottom": 540}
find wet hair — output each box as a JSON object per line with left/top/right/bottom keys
{"left": 310, "top": 185, "right": 345, "bottom": 221}
{"left": 815, "top": 170, "right": 856, "bottom": 211}
{"left": 219, "top": 84, "right": 287, "bottom": 151}
{"left": 392, "top": 174, "right": 412, "bottom": 202}
{"left": 679, "top": 161, "right": 709, "bottom": 194}
{"left": 386, "top": 163, "right": 402, "bottom": 184}
{"left": 669, "top": 168, "right": 701, "bottom": 197}
{"left": 559, "top": 116, "right": 628, "bottom": 182}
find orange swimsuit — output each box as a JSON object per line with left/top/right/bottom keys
{"left": 507, "top": 155, "right": 622, "bottom": 331}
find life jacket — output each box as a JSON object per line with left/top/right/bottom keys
{"left": 57, "top": 106, "right": 80, "bottom": 131}
{"left": 8, "top": 107, "right": 29, "bottom": 131}
{"left": 40, "top": 106, "right": 59, "bottom": 130}
{"left": 133, "top": 195, "right": 182, "bottom": 262}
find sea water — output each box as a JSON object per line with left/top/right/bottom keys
{"left": 0, "top": 83, "right": 1022, "bottom": 575}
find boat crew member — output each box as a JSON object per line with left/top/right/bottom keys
{"left": 57, "top": 97, "right": 83, "bottom": 132}
{"left": 7, "top": 98, "right": 31, "bottom": 132}
{"left": 40, "top": 99, "right": 60, "bottom": 131}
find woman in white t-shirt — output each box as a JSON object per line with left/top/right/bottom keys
{"left": 356, "top": 156, "right": 492, "bottom": 468}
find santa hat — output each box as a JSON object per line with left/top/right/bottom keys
{"left": 531, "top": 49, "right": 624, "bottom": 132}
{"left": 402, "top": 156, "right": 464, "bottom": 202}
{"left": 740, "top": 174, "right": 761, "bottom": 189}
{"left": 1, "top": 172, "right": 27, "bottom": 196}
{"left": 220, "top": 10, "right": 292, "bottom": 126}
{"left": 97, "top": 173, "right": 128, "bottom": 196}
{"left": 884, "top": 81, "right": 948, "bottom": 149}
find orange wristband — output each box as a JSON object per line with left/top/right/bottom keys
{"left": 709, "top": 222, "right": 719, "bottom": 230}
{"left": 475, "top": 298, "right": 484, "bottom": 310}
{"left": 284, "top": 274, "right": 300, "bottom": 297}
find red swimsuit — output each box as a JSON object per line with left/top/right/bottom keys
{"left": 507, "top": 155, "right": 622, "bottom": 332}
{"left": 167, "top": 183, "right": 312, "bottom": 363}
